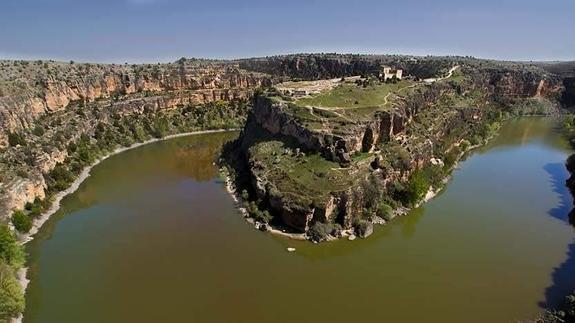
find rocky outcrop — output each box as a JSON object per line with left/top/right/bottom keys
{"left": 0, "top": 174, "right": 46, "bottom": 214}
{"left": 249, "top": 96, "right": 416, "bottom": 165}
{"left": 224, "top": 62, "right": 565, "bottom": 237}
{"left": 466, "top": 67, "right": 563, "bottom": 100}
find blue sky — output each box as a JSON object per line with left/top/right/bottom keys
{"left": 0, "top": 0, "right": 573, "bottom": 63}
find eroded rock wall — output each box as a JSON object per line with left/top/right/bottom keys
{"left": 0, "top": 62, "right": 272, "bottom": 146}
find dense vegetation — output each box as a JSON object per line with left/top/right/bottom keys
{"left": 0, "top": 225, "right": 25, "bottom": 321}
{"left": 7, "top": 100, "right": 250, "bottom": 233}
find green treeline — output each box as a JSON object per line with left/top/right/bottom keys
{"left": 0, "top": 225, "right": 25, "bottom": 322}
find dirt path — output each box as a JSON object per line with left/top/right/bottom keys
{"left": 424, "top": 65, "right": 460, "bottom": 83}
{"left": 439, "top": 65, "right": 460, "bottom": 81}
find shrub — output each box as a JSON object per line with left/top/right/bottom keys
{"left": 308, "top": 222, "right": 331, "bottom": 242}
{"left": 423, "top": 164, "right": 444, "bottom": 188}
{"left": 241, "top": 189, "right": 249, "bottom": 201}
{"left": 245, "top": 201, "right": 272, "bottom": 223}
{"left": 47, "top": 164, "right": 74, "bottom": 191}
{"left": 377, "top": 202, "right": 394, "bottom": 221}
{"left": 32, "top": 126, "right": 45, "bottom": 136}
{"left": 394, "top": 170, "right": 430, "bottom": 206}
{"left": 11, "top": 211, "right": 32, "bottom": 233}
{"left": 353, "top": 219, "right": 372, "bottom": 237}
{"left": 459, "top": 139, "right": 471, "bottom": 151}
{"left": 443, "top": 147, "right": 461, "bottom": 171}
{"left": 26, "top": 199, "right": 44, "bottom": 218}
{"left": 0, "top": 225, "right": 24, "bottom": 268}
{"left": 7, "top": 133, "right": 26, "bottom": 147}
{"left": 0, "top": 260, "right": 25, "bottom": 320}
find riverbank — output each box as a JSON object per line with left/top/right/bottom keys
{"left": 11, "top": 128, "right": 237, "bottom": 323}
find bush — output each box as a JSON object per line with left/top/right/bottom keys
{"left": 46, "top": 164, "right": 74, "bottom": 192}
{"left": 7, "top": 133, "right": 26, "bottom": 147}
{"left": 0, "top": 225, "right": 24, "bottom": 268}
{"left": 25, "top": 199, "right": 44, "bottom": 218}
{"left": 244, "top": 201, "right": 272, "bottom": 223}
{"left": 32, "top": 126, "right": 45, "bottom": 136}
{"left": 443, "top": 147, "right": 461, "bottom": 171}
{"left": 308, "top": 222, "right": 331, "bottom": 242}
{"left": 394, "top": 170, "right": 430, "bottom": 206}
{"left": 241, "top": 189, "right": 249, "bottom": 201}
{"left": 11, "top": 211, "right": 32, "bottom": 233}
{"left": 377, "top": 202, "right": 394, "bottom": 221}
{"left": 0, "top": 260, "right": 25, "bottom": 321}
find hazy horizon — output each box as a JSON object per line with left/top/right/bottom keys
{"left": 1, "top": 0, "right": 574, "bottom": 63}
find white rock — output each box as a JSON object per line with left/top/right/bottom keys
{"left": 287, "top": 247, "right": 296, "bottom": 252}
{"left": 348, "top": 234, "right": 356, "bottom": 241}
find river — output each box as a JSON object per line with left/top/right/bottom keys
{"left": 22, "top": 118, "right": 575, "bottom": 323}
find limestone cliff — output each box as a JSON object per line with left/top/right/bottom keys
{"left": 0, "top": 59, "right": 272, "bottom": 147}
{"left": 0, "top": 58, "right": 273, "bottom": 219}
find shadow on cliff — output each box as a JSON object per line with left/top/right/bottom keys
{"left": 539, "top": 162, "right": 575, "bottom": 309}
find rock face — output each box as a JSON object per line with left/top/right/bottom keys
{"left": 0, "top": 174, "right": 46, "bottom": 214}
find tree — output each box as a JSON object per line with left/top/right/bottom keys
{"left": 308, "top": 222, "right": 331, "bottom": 242}
{"left": 11, "top": 211, "right": 32, "bottom": 233}
{"left": 0, "top": 225, "right": 24, "bottom": 268}
{"left": 0, "top": 260, "right": 24, "bottom": 321}
{"left": 7, "top": 133, "right": 26, "bottom": 147}
{"left": 404, "top": 170, "right": 430, "bottom": 205}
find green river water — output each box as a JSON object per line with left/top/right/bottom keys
{"left": 22, "top": 118, "right": 575, "bottom": 323}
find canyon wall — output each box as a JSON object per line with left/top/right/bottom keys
{"left": 0, "top": 59, "right": 273, "bottom": 219}
{"left": 0, "top": 60, "right": 272, "bottom": 146}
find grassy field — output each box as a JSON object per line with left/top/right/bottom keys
{"left": 248, "top": 140, "right": 363, "bottom": 204}
{"left": 445, "top": 68, "right": 468, "bottom": 85}
{"left": 296, "top": 80, "right": 414, "bottom": 109}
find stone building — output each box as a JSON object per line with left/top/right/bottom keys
{"left": 380, "top": 67, "right": 403, "bottom": 82}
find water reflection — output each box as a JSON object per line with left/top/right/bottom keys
{"left": 541, "top": 162, "right": 575, "bottom": 309}
{"left": 544, "top": 163, "right": 573, "bottom": 223}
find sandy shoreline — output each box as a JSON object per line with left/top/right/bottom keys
{"left": 11, "top": 128, "right": 237, "bottom": 323}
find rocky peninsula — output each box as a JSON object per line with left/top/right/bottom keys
{"left": 221, "top": 55, "right": 573, "bottom": 242}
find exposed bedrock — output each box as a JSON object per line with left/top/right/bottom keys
{"left": 250, "top": 95, "right": 416, "bottom": 166}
